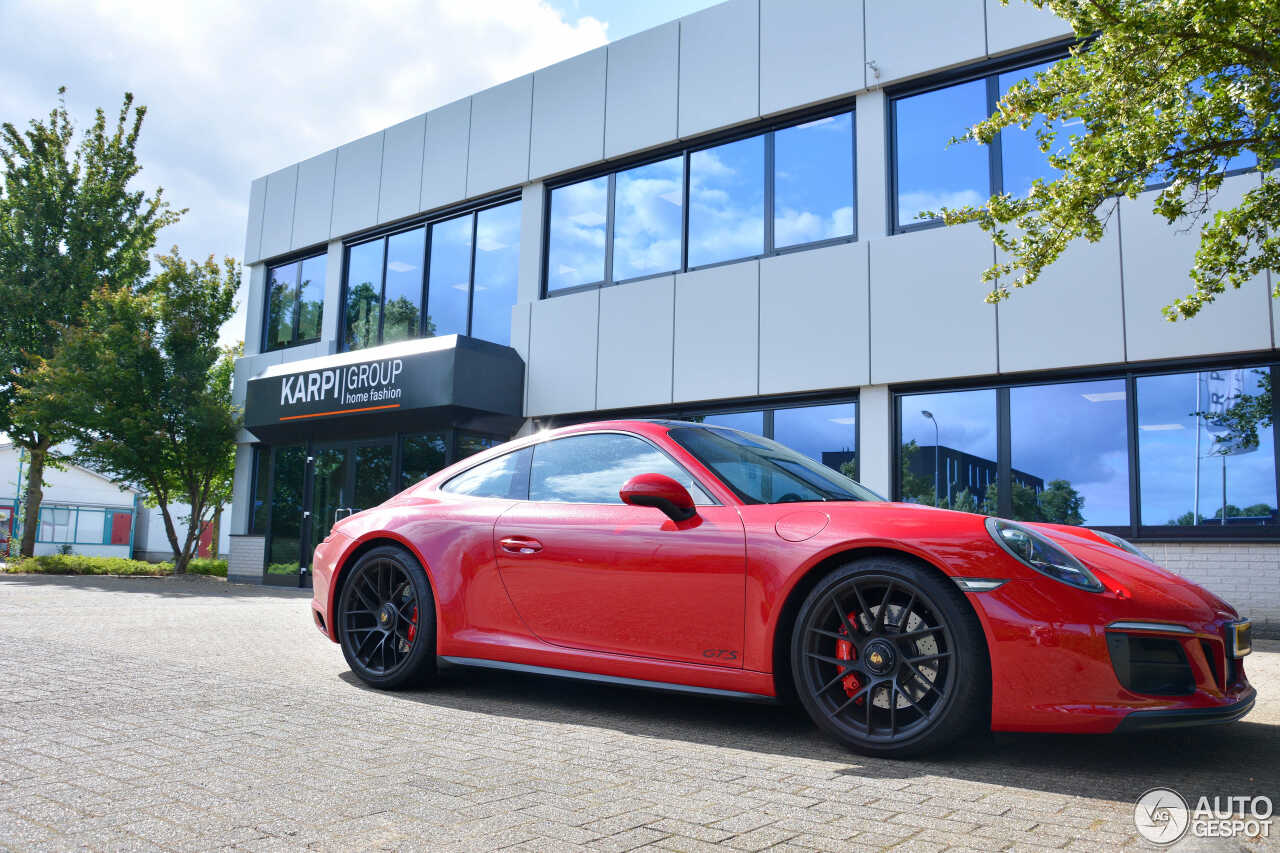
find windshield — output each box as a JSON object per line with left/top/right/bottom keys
{"left": 668, "top": 426, "right": 885, "bottom": 504}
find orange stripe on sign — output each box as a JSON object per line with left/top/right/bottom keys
{"left": 279, "top": 403, "right": 401, "bottom": 421}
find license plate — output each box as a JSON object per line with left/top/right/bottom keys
{"left": 1231, "top": 620, "right": 1252, "bottom": 658}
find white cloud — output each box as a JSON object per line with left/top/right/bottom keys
{"left": 897, "top": 189, "right": 985, "bottom": 224}
{"left": 0, "top": 0, "right": 608, "bottom": 346}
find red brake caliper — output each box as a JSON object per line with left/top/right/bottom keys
{"left": 406, "top": 606, "right": 418, "bottom": 644}
{"left": 836, "top": 613, "right": 863, "bottom": 701}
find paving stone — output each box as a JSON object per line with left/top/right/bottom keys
{"left": 0, "top": 574, "right": 1277, "bottom": 852}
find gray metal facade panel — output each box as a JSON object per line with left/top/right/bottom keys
{"left": 259, "top": 165, "right": 298, "bottom": 261}
{"left": 677, "top": 0, "right": 760, "bottom": 138}
{"left": 864, "top": 0, "right": 986, "bottom": 86}
{"left": 466, "top": 76, "right": 533, "bottom": 197}
{"left": 529, "top": 48, "right": 607, "bottom": 180}
{"left": 379, "top": 114, "right": 427, "bottom": 224}
{"left": 672, "top": 262, "right": 760, "bottom": 402}
{"left": 759, "top": 0, "right": 865, "bottom": 116}
{"left": 421, "top": 98, "right": 472, "bottom": 213}
{"left": 604, "top": 21, "right": 680, "bottom": 159}
{"left": 329, "top": 132, "right": 385, "bottom": 239}
{"left": 597, "top": 275, "right": 676, "bottom": 410}
{"left": 291, "top": 150, "right": 337, "bottom": 251}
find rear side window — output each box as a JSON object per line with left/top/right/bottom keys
{"left": 529, "top": 433, "right": 711, "bottom": 504}
{"left": 441, "top": 447, "right": 532, "bottom": 499}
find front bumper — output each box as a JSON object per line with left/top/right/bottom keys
{"left": 1114, "top": 687, "right": 1257, "bottom": 732}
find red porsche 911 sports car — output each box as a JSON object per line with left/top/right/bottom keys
{"left": 309, "top": 420, "right": 1255, "bottom": 756}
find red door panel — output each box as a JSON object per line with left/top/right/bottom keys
{"left": 494, "top": 502, "right": 747, "bottom": 667}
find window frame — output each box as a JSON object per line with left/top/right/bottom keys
{"left": 541, "top": 102, "right": 858, "bottom": 299}
{"left": 337, "top": 192, "right": 521, "bottom": 353}
{"left": 32, "top": 502, "right": 134, "bottom": 546}
{"left": 890, "top": 357, "right": 1280, "bottom": 541}
{"left": 263, "top": 251, "right": 327, "bottom": 352}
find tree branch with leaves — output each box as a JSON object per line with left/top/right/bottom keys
{"left": 931, "top": 0, "right": 1278, "bottom": 321}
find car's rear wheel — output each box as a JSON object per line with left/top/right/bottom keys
{"left": 338, "top": 545, "right": 436, "bottom": 690}
{"left": 790, "top": 556, "right": 988, "bottom": 757}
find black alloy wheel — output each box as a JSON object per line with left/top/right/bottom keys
{"left": 791, "top": 556, "right": 987, "bottom": 757}
{"left": 338, "top": 545, "right": 436, "bottom": 689}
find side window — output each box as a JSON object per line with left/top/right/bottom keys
{"left": 529, "top": 433, "right": 711, "bottom": 505}
{"left": 442, "top": 447, "right": 532, "bottom": 499}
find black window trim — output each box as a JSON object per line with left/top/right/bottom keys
{"left": 263, "top": 249, "right": 328, "bottom": 352}
{"left": 337, "top": 191, "right": 522, "bottom": 354}
{"left": 542, "top": 101, "right": 858, "bottom": 298}
{"left": 889, "top": 353, "right": 1280, "bottom": 542}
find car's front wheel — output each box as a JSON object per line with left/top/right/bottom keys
{"left": 338, "top": 545, "right": 436, "bottom": 690}
{"left": 790, "top": 556, "right": 988, "bottom": 757}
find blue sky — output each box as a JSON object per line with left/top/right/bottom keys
{"left": 2, "top": 0, "right": 720, "bottom": 345}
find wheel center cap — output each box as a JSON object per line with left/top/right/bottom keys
{"left": 377, "top": 603, "right": 397, "bottom": 630}
{"left": 864, "top": 639, "right": 897, "bottom": 675}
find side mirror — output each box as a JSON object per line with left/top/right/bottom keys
{"left": 620, "top": 473, "right": 697, "bottom": 522}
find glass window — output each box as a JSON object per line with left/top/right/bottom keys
{"left": 74, "top": 509, "right": 106, "bottom": 544}
{"left": 1137, "top": 368, "right": 1276, "bottom": 526}
{"left": 400, "top": 432, "right": 448, "bottom": 489}
{"left": 613, "top": 156, "right": 684, "bottom": 281}
{"left": 250, "top": 446, "right": 270, "bottom": 535}
{"left": 547, "top": 176, "right": 608, "bottom": 292}
{"left": 456, "top": 432, "right": 504, "bottom": 461}
{"left": 1010, "top": 379, "right": 1130, "bottom": 526}
{"left": 39, "top": 507, "right": 73, "bottom": 542}
{"left": 670, "top": 427, "right": 879, "bottom": 504}
{"left": 265, "top": 262, "right": 298, "bottom": 350}
{"left": 471, "top": 201, "right": 522, "bottom": 346}
{"left": 898, "top": 390, "right": 998, "bottom": 512}
{"left": 774, "top": 402, "right": 858, "bottom": 478}
{"left": 381, "top": 228, "right": 424, "bottom": 344}
{"left": 688, "top": 135, "right": 764, "bottom": 268}
{"left": 296, "top": 255, "right": 326, "bottom": 342}
{"left": 344, "top": 239, "right": 384, "bottom": 351}
{"left": 443, "top": 447, "right": 532, "bottom": 499}
{"left": 267, "top": 445, "right": 306, "bottom": 576}
{"left": 998, "top": 61, "right": 1076, "bottom": 198}
{"left": 774, "top": 113, "right": 854, "bottom": 249}
{"left": 266, "top": 256, "right": 326, "bottom": 350}
{"left": 700, "top": 410, "right": 765, "bottom": 434}
{"left": 894, "top": 79, "right": 990, "bottom": 227}
{"left": 530, "top": 433, "right": 710, "bottom": 504}
{"left": 426, "top": 214, "right": 472, "bottom": 338}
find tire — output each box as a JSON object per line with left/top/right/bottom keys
{"left": 790, "top": 555, "right": 988, "bottom": 758}
{"left": 337, "top": 545, "right": 437, "bottom": 690}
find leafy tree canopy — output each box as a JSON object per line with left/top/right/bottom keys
{"left": 934, "top": 0, "right": 1278, "bottom": 321}
{"left": 23, "top": 251, "right": 239, "bottom": 573}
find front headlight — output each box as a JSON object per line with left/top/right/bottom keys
{"left": 1092, "top": 529, "right": 1153, "bottom": 562}
{"left": 984, "top": 517, "right": 1104, "bottom": 592}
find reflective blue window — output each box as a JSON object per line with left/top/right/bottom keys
{"left": 381, "top": 227, "right": 424, "bottom": 344}
{"left": 472, "top": 200, "right": 522, "bottom": 346}
{"left": 266, "top": 255, "right": 326, "bottom": 350}
{"left": 344, "top": 239, "right": 384, "bottom": 351}
{"left": 426, "top": 214, "right": 472, "bottom": 338}
{"left": 613, "top": 156, "right": 683, "bottom": 281}
{"left": 265, "top": 261, "right": 298, "bottom": 350}
{"left": 547, "top": 176, "right": 608, "bottom": 292}
{"left": 898, "top": 390, "right": 998, "bottom": 512}
{"left": 774, "top": 113, "right": 854, "bottom": 248}
{"left": 296, "top": 256, "right": 326, "bottom": 342}
{"left": 774, "top": 402, "right": 858, "bottom": 476}
{"left": 688, "top": 135, "right": 764, "bottom": 268}
{"left": 1138, "top": 368, "right": 1276, "bottom": 526}
{"left": 894, "top": 79, "right": 990, "bottom": 228}
{"left": 1010, "top": 379, "right": 1130, "bottom": 526}
{"left": 998, "top": 62, "right": 1077, "bottom": 198}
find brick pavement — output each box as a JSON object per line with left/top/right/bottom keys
{"left": 0, "top": 574, "right": 1276, "bottom": 852}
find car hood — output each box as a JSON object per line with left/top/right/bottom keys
{"left": 817, "top": 501, "right": 1236, "bottom": 621}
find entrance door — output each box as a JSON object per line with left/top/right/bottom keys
{"left": 303, "top": 439, "right": 395, "bottom": 572}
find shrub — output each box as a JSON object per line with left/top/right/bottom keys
{"left": 3, "top": 554, "right": 228, "bottom": 577}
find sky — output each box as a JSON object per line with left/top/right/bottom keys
{"left": 0, "top": 0, "right": 719, "bottom": 346}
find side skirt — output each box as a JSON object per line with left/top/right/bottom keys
{"left": 438, "top": 656, "right": 780, "bottom": 704}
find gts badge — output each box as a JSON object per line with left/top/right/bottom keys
{"left": 702, "top": 649, "right": 739, "bottom": 661}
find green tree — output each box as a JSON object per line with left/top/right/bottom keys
{"left": 0, "top": 88, "right": 181, "bottom": 556}
{"left": 934, "top": 0, "right": 1277, "bottom": 321}
{"left": 1198, "top": 369, "right": 1272, "bottom": 451}
{"left": 23, "top": 252, "right": 239, "bottom": 573}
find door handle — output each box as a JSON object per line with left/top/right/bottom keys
{"left": 499, "top": 536, "right": 543, "bottom": 555}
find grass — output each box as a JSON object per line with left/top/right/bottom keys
{"left": 2, "top": 554, "right": 228, "bottom": 578}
